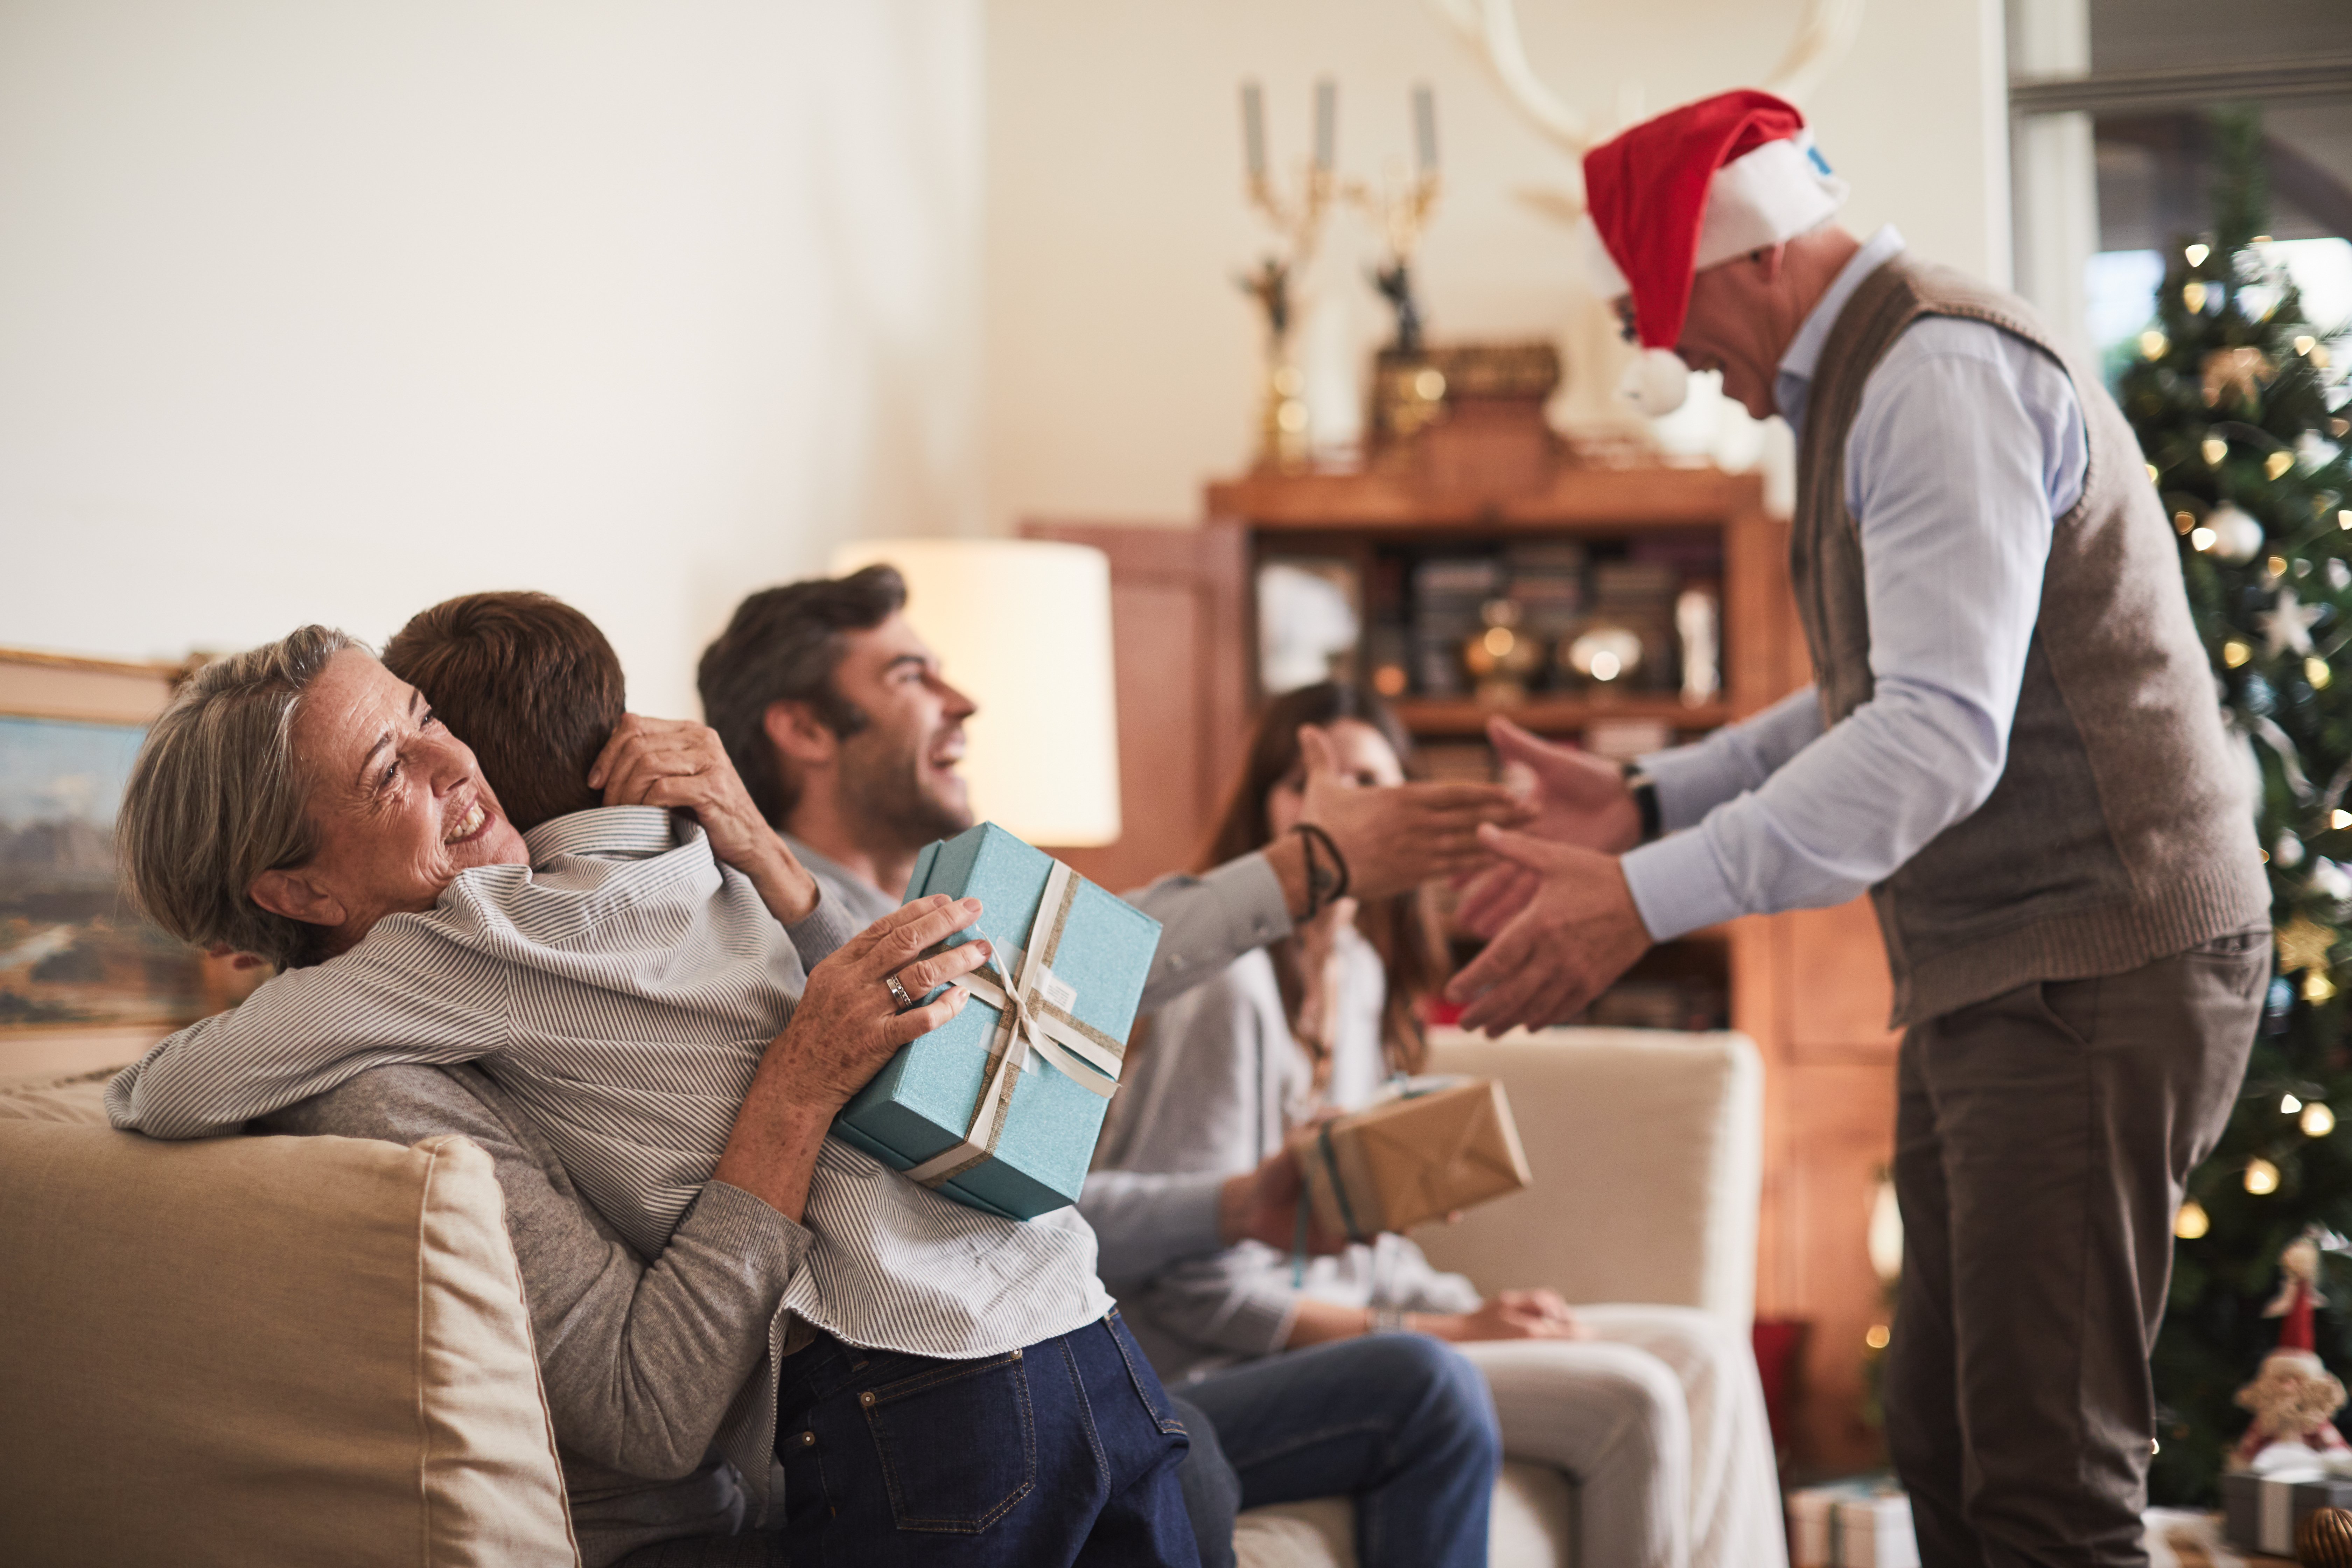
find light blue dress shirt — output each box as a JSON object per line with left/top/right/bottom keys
{"left": 1620, "top": 226, "right": 2092, "bottom": 940}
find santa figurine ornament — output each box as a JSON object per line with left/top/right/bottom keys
{"left": 1580, "top": 89, "right": 1850, "bottom": 416}
{"left": 2232, "top": 1225, "right": 2352, "bottom": 1476}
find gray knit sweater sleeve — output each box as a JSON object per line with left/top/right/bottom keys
{"left": 1074, "top": 1168, "right": 1227, "bottom": 1281}
{"left": 256, "top": 1063, "right": 806, "bottom": 1482}
{"left": 783, "top": 886, "right": 861, "bottom": 972}
{"left": 1122, "top": 852, "right": 1294, "bottom": 1014}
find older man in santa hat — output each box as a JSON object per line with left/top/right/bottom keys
{"left": 1448, "top": 90, "right": 2270, "bottom": 1563}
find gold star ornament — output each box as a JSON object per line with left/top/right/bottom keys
{"left": 2279, "top": 915, "right": 2337, "bottom": 974}
{"left": 2263, "top": 588, "right": 2325, "bottom": 659}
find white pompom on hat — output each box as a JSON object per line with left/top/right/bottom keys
{"left": 1619, "top": 348, "right": 1695, "bottom": 416}
{"left": 1580, "top": 90, "right": 1850, "bottom": 416}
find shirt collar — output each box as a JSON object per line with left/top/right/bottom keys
{"left": 524, "top": 805, "right": 683, "bottom": 867}
{"left": 1774, "top": 224, "right": 1907, "bottom": 435}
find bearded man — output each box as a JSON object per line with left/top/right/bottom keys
{"left": 1444, "top": 91, "right": 2270, "bottom": 1566}
{"left": 698, "top": 565, "right": 979, "bottom": 911}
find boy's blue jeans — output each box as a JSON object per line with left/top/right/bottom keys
{"left": 774, "top": 1309, "right": 1197, "bottom": 1567}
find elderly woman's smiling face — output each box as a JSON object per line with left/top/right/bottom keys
{"left": 248, "top": 648, "right": 528, "bottom": 952}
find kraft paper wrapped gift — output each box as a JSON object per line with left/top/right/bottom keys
{"left": 2221, "top": 1469, "right": 2352, "bottom": 1556}
{"left": 831, "top": 822, "right": 1160, "bottom": 1221}
{"left": 1296, "top": 1077, "right": 1533, "bottom": 1240}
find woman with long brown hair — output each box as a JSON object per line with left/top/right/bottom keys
{"left": 1097, "top": 682, "right": 1788, "bottom": 1568}
{"left": 1191, "top": 681, "right": 1450, "bottom": 1110}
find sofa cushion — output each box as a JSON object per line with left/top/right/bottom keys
{"left": 1413, "top": 1028, "right": 1764, "bottom": 1331}
{"left": 1232, "top": 1460, "right": 1575, "bottom": 1568}
{"left": 0, "top": 1112, "right": 577, "bottom": 1566}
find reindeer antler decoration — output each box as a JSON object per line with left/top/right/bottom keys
{"left": 1426, "top": 0, "right": 1864, "bottom": 220}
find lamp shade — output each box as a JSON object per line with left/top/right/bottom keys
{"left": 828, "top": 538, "right": 1121, "bottom": 847}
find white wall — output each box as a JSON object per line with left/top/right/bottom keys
{"left": 0, "top": 0, "right": 983, "bottom": 718}
{"left": 982, "top": 0, "right": 2010, "bottom": 531}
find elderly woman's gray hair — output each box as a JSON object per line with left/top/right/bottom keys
{"left": 119, "top": 625, "right": 359, "bottom": 969}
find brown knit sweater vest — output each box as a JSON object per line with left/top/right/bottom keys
{"left": 1790, "top": 255, "right": 2267, "bottom": 1026}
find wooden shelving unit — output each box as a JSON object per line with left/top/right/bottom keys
{"left": 1203, "top": 462, "right": 1767, "bottom": 530}
{"left": 1206, "top": 463, "right": 1812, "bottom": 733}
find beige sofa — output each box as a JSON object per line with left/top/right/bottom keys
{"left": 0, "top": 1028, "right": 1761, "bottom": 1568}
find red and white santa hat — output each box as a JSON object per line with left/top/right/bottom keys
{"left": 1581, "top": 89, "right": 1850, "bottom": 415}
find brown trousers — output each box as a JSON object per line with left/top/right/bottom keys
{"left": 1883, "top": 930, "right": 2268, "bottom": 1568}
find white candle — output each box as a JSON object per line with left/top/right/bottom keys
{"left": 1241, "top": 81, "right": 1265, "bottom": 180}
{"left": 1314, "top": 78, "right": 1336, "bottom": 171}
{"left": 1414, "top": 84, "right": 1437, "bottom": 173}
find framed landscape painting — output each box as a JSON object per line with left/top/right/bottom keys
{"left": 0, "top": 648, "right": 207, "bottom": 1079}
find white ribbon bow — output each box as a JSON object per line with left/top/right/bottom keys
{"left": 903, "top": 860, "right": 1124, "bottom": 1190}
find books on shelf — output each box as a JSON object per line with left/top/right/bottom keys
{"left": 1391, "top": 542, "right": 1714, "bottom": 703}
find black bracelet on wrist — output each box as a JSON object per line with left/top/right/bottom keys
{"left": 1620, "top": 762, "right": 1664, "bottom": 845}
{"left": 1297, "top": 825, "right": 1324, "bottom": 920}
{"left": 1292, "top": 822, "right": 1350, "bottom": 917}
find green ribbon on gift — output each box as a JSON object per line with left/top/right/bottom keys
{"left": 1290, "top": 1074, "right": 1451, "bottom": 1282}
{"left": 903, "top": 859, "right": 1126, "bottom": 1191}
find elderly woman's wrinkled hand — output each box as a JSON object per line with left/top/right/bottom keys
{"left": 590, "top": 713, "right": 819, "bottom": 923}
{"left": 767, "top": 895, "right": 994, "bottom": 1110}
{"left": 590, "top": 714, "right": 768, "bottom": 857}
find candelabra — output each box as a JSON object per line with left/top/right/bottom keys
{"left": 1348, "top": 85, "right": 1441, "bottom": 358}
{"left": 1236, "top": 80, "right": 1446, "bottom": 468}
{"left": 1237, "top": 79, "right": 1338, "bottom": 470}
{"left": 1356, "top": 98, "right": 1449, "bottom": 457}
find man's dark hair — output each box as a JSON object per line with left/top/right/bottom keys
{"left": 698, "top": 565, "right": 906, "bottom": 826}
{"left": 382, "top": 591, "right": 626, "bottom": 834}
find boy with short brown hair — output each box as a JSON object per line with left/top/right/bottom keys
{"left": 382, "top": 590, "right": 625, "bottom": 833}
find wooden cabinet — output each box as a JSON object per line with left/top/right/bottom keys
{"left": 1028, "top": 460, "right": 1899, "bottom": 1475}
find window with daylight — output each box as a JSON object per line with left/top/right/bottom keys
{"left": 2007, "top": 0, "right": 2352, "bottom": 375}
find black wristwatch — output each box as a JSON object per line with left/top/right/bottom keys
{"left": 1622, "top": 763, "right": 1663, "bottom": 845}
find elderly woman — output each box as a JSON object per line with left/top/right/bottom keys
{"left": 106, "top": 623, "right": 1208, "bottom": 1567}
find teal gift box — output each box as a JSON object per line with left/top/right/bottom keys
{"left": 831, "top": 822, "right": 1161, "bottom": 1220}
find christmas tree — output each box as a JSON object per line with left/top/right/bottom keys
{"left": 2122, "top": 109, "right": 2352, "bottom": 1506}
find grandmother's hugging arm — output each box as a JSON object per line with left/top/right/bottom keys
{"left": 105, "top": 937, "right": 505, "bottom": 1137}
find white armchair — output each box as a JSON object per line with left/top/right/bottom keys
{"left": 1234, "top": 1027, "right": 1767, "bottom": 1568}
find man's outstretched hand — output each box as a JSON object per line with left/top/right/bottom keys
{"left": 1444, "top": 825, "right": 1653, "bottom": 1036}
{"left": 1297, "top": 724, "right": 1528, "bottom": 902}
{"left": 1489, "top": 716, "right": 1644, "bottom": 852}
{"left": 1455, "top": 718, "right": 1643, "bottom": 939}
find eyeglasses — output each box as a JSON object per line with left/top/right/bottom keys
{"left": 1612, "top": 298, "right": 1638, "bottom": 345}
